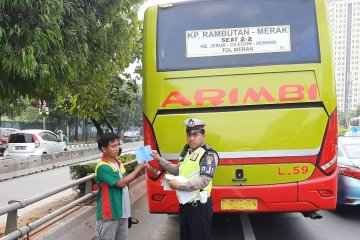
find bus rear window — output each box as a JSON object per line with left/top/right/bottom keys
{"left": 157, "top": 0, "right": 320, "bottom": 71}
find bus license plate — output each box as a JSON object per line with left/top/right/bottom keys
{"left": 221, "top": 199, "right": 258, "bottom": 210}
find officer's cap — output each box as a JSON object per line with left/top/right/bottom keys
{"left": 183, "top": 118, "right": 206, "bottom": 134}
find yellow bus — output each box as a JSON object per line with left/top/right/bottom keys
{"left": 143, "top": 0, "right": 337, "bottom": 216}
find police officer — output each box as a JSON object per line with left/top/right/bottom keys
{"left": 151, "top": 118, "right": 219, "bottom": 240}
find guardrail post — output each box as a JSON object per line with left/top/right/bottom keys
{"left": 5, "top": 200, "right": 18, "bottom": 235}
{"left": 84, "top": 175, "right": 93, "bottom": 195}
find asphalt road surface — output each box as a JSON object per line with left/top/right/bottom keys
{"left": 129, "top": 194, "right": 360, "bottom": 240}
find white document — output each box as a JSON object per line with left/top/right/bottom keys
{"left": 176, "top": 190, "right": 197, "bottom": 205}
{"left": 161, "top": 174, "right": 197, "bottom": 204}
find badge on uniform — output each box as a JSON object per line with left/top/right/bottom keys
{"left": 206, "top": 154, "right": 214, "bottom": 166}
{"left": 190, "top": 153, "right": 199, "bottom": 161}
{"left": 200, "top": 154, "right": 216, "bottom": 177}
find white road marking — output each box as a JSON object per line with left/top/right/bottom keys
{"left": 240, "top": 213, "right": 256, "bottom": 240}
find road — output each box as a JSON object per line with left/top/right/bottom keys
{"left": 129, "top": 194, "right": 360, "bottom": 240}
{"left": 0, "top": 141, "right": 143, "bottom": 227}
{"left": 2, "top": 140, "right": 359, "bottom": 239}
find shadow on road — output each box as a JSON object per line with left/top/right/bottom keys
{"left": 330, "top": 205, "right": 360, "bottom": 220}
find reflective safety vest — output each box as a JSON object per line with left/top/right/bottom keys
{"left": 179, "top": 146, "right": 212, "bottom": 203}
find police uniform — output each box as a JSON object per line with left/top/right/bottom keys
{"left": 158, "top": 118, "right": 219, "bottom": 240}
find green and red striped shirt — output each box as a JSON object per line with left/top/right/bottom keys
{"left": 95, "top": 156, "right": 127, "bottom": 221}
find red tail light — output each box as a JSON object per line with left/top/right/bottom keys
{"left": 317, "top": 110, "right": 337, "bottom": 175}
{"left": 339, "top": 166, "right": 360, "bottom": 180}
{"left": 144, "top": 114, "right": 163, "bottom": 180}
{"left": 33, "top": 134, "right": 40, "bottom": 148}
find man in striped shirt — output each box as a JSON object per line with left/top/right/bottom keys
{"left": 95, "top": 133, "right": 146, "bottom": 240}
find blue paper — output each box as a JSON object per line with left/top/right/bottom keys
{"left": 135, "top": 145, "right": 154, "bottom": 163}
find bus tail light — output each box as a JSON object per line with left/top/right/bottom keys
{"left": 339, "top": 166, "right": 360, "bottom": 180}
{"left": 144, "top": 114, "right": 163, "bottom": 180}
{"left": 317, "top": 110, "right": 337, "bottom": 175}
{"left": 152, "top": 194, "right": 165, "bottom": 201}
{"left": 318, "top": 190, "right": 333, "bottom": 198}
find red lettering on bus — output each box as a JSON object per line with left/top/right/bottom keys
{"left": 161, "top": 84, "right": 319, "bottom": 108}
{"left": 279, "top": 84, "right": 304, "bottom": 101}
{"left": 242, "top": 87, "right": 275, "bottom": 104}
{"left": 278, "top": 167, "right": 285, "bottom": 176}
{"left": 308, "top": 84, "right": 318, "bottom": 100}
{"left": 229, "top": 88, "right": 239, "bottom": 104}
{"left": 161, "top": 91, "right": 192, "bottom": 108}
{"left": 195, "top": 89, "right": 226, "bottom": 106}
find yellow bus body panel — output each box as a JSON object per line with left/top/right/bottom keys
{"left": 143, "top": 0, "right": 336, "bottom": 187}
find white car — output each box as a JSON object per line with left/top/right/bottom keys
{"left": 4, "top": 129, "right": 67, "bottom": 158}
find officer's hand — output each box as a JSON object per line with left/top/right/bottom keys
{"left": 168, "top": 180, "right": 180, "bottom": 190}
{"left": 150, "top": 150, "right": 162, "bottom": 161}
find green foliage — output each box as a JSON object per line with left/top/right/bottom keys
{"left": 69, "top": 154, "right": 137, "bottom": 196}
{"left": 338, "top": 128, "right": 347, "bottom": 136}
{"left": 70, "top": 163, "right": 97, "bottom": 197}
{"left": 120, "top": 153, "right": 137, "bottom": 173}
{"left": 15, "top": 105, "right": 43, "bottom": 123}
{"left": 0, "top": 0, "right": 144, "bottom": 132}
{"left": 0, "top": 97, "right": 28, "bottom": 123}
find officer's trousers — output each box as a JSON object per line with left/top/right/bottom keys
{"left": 179, "top": 198, "right": 213, "bottom": 240}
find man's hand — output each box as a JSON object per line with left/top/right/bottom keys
{"left": 136, "top": 163, "right": 147, "bottom": 174}
{"left": 168, "top": 180, "right": 180, "bottom": 190}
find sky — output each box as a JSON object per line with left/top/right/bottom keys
{"left": 138, "top": 0, "right": 189, "bottom": 19}
{"left": 127, "top": 0, "right": 189, "bottom": 82}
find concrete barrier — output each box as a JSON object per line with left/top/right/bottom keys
{"left": 28, "top": 156, "right": 42, "bottom": 173}
{"left": 0, "top": 159, "right": 15, "bottom": 174}
{"left": 63, "top": 151, "right": 71, "bottom": 161}
{"left": 41, "top": 154, "right": 54, "bottom": 170}
{"left": 52, "top": 152, "right": 64, "bottom": 167}
{"left": 0, "top": 160, "right": 15, "bottom": 180}
{"left": 0, "top": 147, "right": 100, "bottom": 181}
{"left": 14, "top": 158, "right": 29, "bottom": 171}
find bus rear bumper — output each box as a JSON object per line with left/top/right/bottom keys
{"left": 146, "top": 168, "right": 338, "bottom": 213}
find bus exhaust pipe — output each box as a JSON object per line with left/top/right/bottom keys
{"left": 302, "top": 211, "right": 323, "bottom": 220}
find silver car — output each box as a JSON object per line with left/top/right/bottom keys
{"left": 0, "top": 128, "right": 18, "bottom": 156}
{"left": 337, "top": 137, "right": 360, "bottom": 205}
{"left": 4, "top": 129, "right": 67, "bottom": 158}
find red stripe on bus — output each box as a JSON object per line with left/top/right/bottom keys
{"left": 219, "top": 156, "right": 318, "bottom": 165}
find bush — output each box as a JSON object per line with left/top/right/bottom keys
{"left": 70, "top": 154, "right": 137, "bottom": 196}
{"left": 338, "top": 128, "right": 347, "bottom": 136}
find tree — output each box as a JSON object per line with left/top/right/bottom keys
{"left": 62, "top": 73, "right": 140, "bottom": 136}
{"left": 1, "top": 0, "right": 144, "bottom": 135}
{"left": 0, "top": 98, "right": 28, "bottom": 124}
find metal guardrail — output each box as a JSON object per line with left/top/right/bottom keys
{"left": 0, "top": 159, "right": 137, "bottom": 240}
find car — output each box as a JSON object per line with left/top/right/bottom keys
{"left": 337, "top": 136, "right": 360, "bottom": 205}
{"left": 3, "top": 129, "right": 67, "bottom": 158}
{"left": 123, "top": 131, "right": 142, "bottom": 143}
{"left": 0, "top": 128, "right": 19, "bottom": 156}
